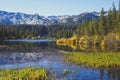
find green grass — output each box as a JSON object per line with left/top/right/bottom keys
{"left": 65, "top": 52, "right": 120, "bottom": 68}
{"left": 0, "top": 66, "right": 48, "bottom": 80}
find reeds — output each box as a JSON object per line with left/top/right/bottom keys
{"left": 65, "top": 52, "right": 120, "bottom": 68}
{"left": 0, "top": 66, "right": 48, "bottom": 80}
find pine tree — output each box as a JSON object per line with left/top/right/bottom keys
{"left": 117, "top": 0, "right": 120, "bottom": 33}
{"left": 106, "top": 9, "right": 112, "bottom": 33}
{"left": 91, "top": 18, "right": 97, "bottom": 35}
{"left": 83, "top": 18, "right": 89, "bottom": 35}
{"left": 112, "top": 2, "right": 117, "bottom": 29}
{"left": 88, "top": 21, "right": 93, "bottom": 35}
{"left": 98, "top": 8, "right": 105, "bottom": 36}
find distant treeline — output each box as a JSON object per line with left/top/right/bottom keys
{"left": 0, "top": 24, "right": 76, "bottom": 39}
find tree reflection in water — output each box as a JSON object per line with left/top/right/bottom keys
{"left": 98, "top": 66, "right": 120, "bottom": 80}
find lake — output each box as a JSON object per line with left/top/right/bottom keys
{"left": 0, "top": 39, "right": 120, "bottom": 80}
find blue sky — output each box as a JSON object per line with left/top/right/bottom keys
{"left": 0, "top": 0, "right": 119, "bottom": 16}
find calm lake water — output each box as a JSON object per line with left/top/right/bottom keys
{"left": 0, "top": 39, "right": 120, "bottom": 80}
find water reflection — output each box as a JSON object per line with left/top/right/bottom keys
{"left": 0, "top": 41, "right": 56, "bottom": 52}
{"left": 98, "top": 66, "right": 120, "bottom": 80}
{"left": 0, "top": 49, "right": 63, "bottom": 65}
{"left": 2, "top": 39, "right": 120, "bottom": 52}
{"left": 0, "top": 40, "right": 120, "bottom": 80}
{"left": 56, "top": 42, "right": 120, "bottom": 52}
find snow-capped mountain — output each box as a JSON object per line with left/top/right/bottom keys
{"left": 0, "top": 10, "right": 101, "bottom": 25}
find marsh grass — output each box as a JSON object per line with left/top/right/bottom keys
{"left": 0, "top": 67, "right": 76, "bottom": 80}
{"left": 0, "top": 66, "right": 48, "bottom": 80}
{"left": 65, "top": 52, "right": 120, "bottom": 68}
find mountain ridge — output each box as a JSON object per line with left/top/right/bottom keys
{"left": 0, "top": 10, "right": 101, "bottom": 25}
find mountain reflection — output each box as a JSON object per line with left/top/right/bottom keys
{"left": 0, "top": 50, "right": 63, "bottom": 64}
